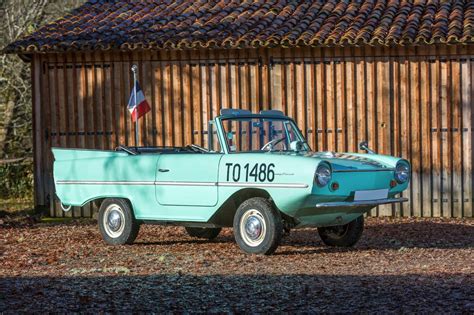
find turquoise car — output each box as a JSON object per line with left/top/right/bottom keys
{"left": 53, "top": 109, "right": 410, "bottom": 255}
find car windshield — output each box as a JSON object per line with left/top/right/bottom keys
{"left": 220, "top": 117, "right": 310, "bottom": 153}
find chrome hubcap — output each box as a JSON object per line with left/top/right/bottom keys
{"left": 327, "top": 224, "right": 349, "bottom": 239}
{"left": 240, "top": 209, "right": 266, "bottom": 247}
{"left": 103, "top": 204, "right": 125, "bottom": 238}
{"left": 245, "top": 216, "right": 263, "bottom": 240}
{"left": 108, "top": 210, "right": 122, "bottom": 232}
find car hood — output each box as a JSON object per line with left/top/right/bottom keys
{"left": 270, "top": 151, "right": 395, "bottom": 171}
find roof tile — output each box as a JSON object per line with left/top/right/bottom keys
{"left": 4, "top": 0, "right": 474, "bottom": 53}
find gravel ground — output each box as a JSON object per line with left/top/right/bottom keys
{"left": 0, "top": 217, "right": 473, "bottom": 312}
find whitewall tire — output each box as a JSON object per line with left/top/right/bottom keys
{"left": 98, "top": 198, "right": 140, "bottom": 245}
{"left": 233, "top": 197, "right": 283, "bottom": 255}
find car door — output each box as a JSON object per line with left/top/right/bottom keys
{"left": 155, "top": 153, "right": 223, "bottom": 206}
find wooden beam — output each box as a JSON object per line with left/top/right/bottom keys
{"left": 32, "top": 55, "right": 45, "bottom": 209}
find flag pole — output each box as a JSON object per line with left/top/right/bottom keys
{"left": 131, "top": 65, "right": 139, "bottom": 147}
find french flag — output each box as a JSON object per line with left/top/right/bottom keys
{"left": 127, "top": 81, "right": 151, "bottom": 122}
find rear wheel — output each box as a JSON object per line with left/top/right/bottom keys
{"left": 233, "top": 197, "right": 283, "bottom": 255}
{"left": 318, "top": 215, "right": 364, "bottom": 247}
{"left": 98, "top": 198, "right": 140, "bottom": 245}
{"left": 185, "top": 227, "right": 221, "bottom": 240}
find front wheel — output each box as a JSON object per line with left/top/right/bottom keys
{"left": 318, "top": 215, "right": 364, "bottom": 247}
{"left": 98, "top": 198, "right": 140, "bottom": 245}
{"left": 233, "top": 197, "right": 283, "bottom": 255}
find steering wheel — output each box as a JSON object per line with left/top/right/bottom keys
{"left": 261, "top": 137, "right": 286, "bottom": 151}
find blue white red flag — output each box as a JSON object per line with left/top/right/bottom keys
{"left": 127, "top": 81, "right": 151, "bottom": 122}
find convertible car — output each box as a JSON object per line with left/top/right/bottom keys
{"left": 53, "top": 109, "right": 410, "bottom": 255}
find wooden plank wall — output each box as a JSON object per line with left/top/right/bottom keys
{"left": 34, "top": 45, "right": 474, "bottom": 218}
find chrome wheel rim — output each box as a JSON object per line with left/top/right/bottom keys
{"left": 103, "top": 204, "right": 125, "bottom": 238}
{"left": 240, "top": 209, "right": 266, "bottom": 247}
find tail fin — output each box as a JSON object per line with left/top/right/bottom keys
{"left": 52, "top": 148, "right": 123, "bottom": 161}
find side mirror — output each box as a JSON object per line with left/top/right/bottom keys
{"left": 359, "top": 140, "right": 375, "bottom": 154}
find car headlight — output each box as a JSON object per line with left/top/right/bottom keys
{"left": 315, "top": 163, "right": 332, "bottom": 187}
{"left": 394, "top": 161, "right": 410, "bottom": 183}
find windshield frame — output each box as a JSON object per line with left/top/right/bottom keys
{"left": 216, "top": 115, "right": 311, "bottom": 154}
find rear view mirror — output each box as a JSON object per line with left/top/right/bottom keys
{"left": 290, "top": 140, "right": 304, "bottom": 152}
{"left": 359, "top": 140, "right": 375, "bottom": 154}
{"left": 358, "top": 141, "right": 368, "bottom": 150}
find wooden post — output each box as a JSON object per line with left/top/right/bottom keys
{"left": 32, "top": 55, "right": 45, "bottom": 211}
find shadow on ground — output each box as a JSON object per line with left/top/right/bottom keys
{"left": 1, "top": 274, "right": 472, "bottom": 312}
{"left": 278, "top": 220, "right": 474, "bottom": 251}
{"left": 132, "top": 220, "right": 474, "bottom": 251}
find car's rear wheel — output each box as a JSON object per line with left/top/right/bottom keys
{"left": 185, "top": 227, "right": 221, "bottom": 240}
{"left": 233, "top": 197, "right": 283, "bottom": 255}
{"left": 98, "top": 198, "right": 140, "bottom": 245}
{"left": 318, "top": 215, "right": 364, "bottom": 247}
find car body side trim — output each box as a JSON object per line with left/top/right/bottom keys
{"left": 218, "top": 182, "right": 309, "bottom": 188}
{"left": 56, "top": 180, "right": 309, "bottom": 189}
{"left": 156, "top": 181, "right": 217, "bottom": 187}
{"left": 56, "top": 180, "right": 155, "bottom": 185}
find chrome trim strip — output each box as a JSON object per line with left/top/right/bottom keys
{"left": 155, "top": 181, "right": 217, "bottom": 187}
{"left": 56, "top": 180, "right": 155, "bottom": 185}
{"left": 332, "top": 168, "right": 395, "bottom": 173}
{"left": 57, "top": 180, "right": 309, "bottom": 189}
{"left": 218, "top": 182, "right": 309, "bottom": 188}
{"left": 315, "top": 197, "right": 408, "bottom": 208}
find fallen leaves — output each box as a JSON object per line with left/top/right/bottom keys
{"left": 0, "top": 217, "right": 472, "bottom": 312}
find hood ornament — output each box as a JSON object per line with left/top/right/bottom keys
{"left": 359, "top": 141, "right": 375, "bottom": 154}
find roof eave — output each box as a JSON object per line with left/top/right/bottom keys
{"left": 1, "top": 45, "right": 33, "bottom": 62}
{"left": 18, "top": 53, "right": 32, "bottom": 62}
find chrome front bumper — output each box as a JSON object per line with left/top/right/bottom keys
{"left": 315, "top": 197, "right": 408, "bottom": 208}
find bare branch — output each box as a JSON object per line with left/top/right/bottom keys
{"left": 0, "top": 0, "right": 86, "bottom": 159}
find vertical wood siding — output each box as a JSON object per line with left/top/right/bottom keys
{"left": 34, "top": 46, "right": 474, "bottom": 218}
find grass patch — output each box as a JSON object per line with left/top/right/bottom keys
{"left": 0, "top": 197, "right": 34, "bottom": 214}
{"left": 0, "top": 161, "right": 34, "bottom": 199}
{"left": 40, "top": 217, "right": 75, "bottom": 223}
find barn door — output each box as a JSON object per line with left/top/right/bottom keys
{"left": 264, "top": 49, "right": 473, "bottom": 218}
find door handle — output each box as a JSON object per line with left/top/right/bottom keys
{"left": 158, "top": 168, "right": 169, "bottom": 173}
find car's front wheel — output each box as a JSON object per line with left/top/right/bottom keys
{"left": 233, "top": 197, "right": 283, "bottom": 255}
{"left": 98, "top": 198, "right": 140, "bottom": 245}
{"left": 318, "top": 215, "right": 364, "bottom": 247}
{"left": 185, "top": 227, "right": 221, "bottom": 240}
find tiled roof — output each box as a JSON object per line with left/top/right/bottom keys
{"left": 4, "top": 0, "right": 474, "bottom": 53}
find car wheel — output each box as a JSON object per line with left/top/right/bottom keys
{"left": 233, "top": 197, "right": 283, "bottom": 255}
{"left": 185, "top": 227, "right": 221, "bottom": 240}
{"left": 318, "top": 215, "right": 364, "bottom": 247}
{"left": 98, "top": 198, "right": 140, "bottom": 245}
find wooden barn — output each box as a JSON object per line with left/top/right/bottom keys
{"left": 4, "top": 0, "right": 474, "bottom": 218}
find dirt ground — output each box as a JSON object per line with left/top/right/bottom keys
{"left": 0, "top": 216, "right": 473, "bottom": 312}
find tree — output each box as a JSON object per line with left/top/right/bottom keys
{"left": 0, "top": 0, "right": 85, "bottom": 199}
{"left": 0, "top": 0, "right": 85, "bottom": 158}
